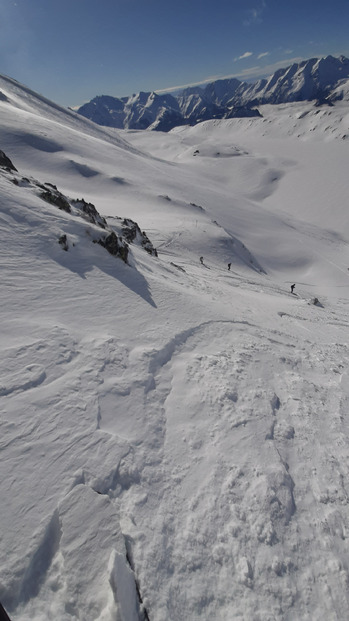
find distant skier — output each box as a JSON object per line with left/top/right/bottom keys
{"left": 200, "top": 256, "right": 204, "bottom": 264}
{"left": 228, "top": 263, "right": 231, "bottom": 271}
{"left": 291, "top": 283, "right": 295, "bottom": 294}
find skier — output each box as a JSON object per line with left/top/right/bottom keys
{"left": 200, "top": 256, "right": 204, "bottom": 264}
{"left": 228, "top": 263, "right": 231, "bottom": 271}
{"left": 291, "top": 283, "right": 295, "bottom": 294}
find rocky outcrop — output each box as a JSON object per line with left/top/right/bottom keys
{"left": 225, "top": 106, "right": 262, "bottom": 119}
{"left": 0, "top": 152, "right": 156, "bottom": 266}
{"left": 109, "top": 217, "right": 158, "bottom": 257}
{"left": 40, "top": 188, "right": 71, "bottom": 213}
{"left": 0, "top": 150, "right": 17, "bottom": 172}
{"left": 71, "top": 198, "right": 107, "bottom": 228}
{"left": 96, "top": 231, "right": 129, "bottom": 263}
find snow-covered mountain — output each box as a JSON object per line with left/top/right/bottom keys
{"left": 235, "top": 54, "right": 349, "bottom": 105}
{"left": 1, "top": 70, "right": 349, "bottom": 621}
{"left": 77, "top": 55, "right": 349, "bottom": 131}
{"left": 78, "top": 91, "right": 184, "bottom": 132}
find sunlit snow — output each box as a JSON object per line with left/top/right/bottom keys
{"left": 1, "top": 73, "right": 349, "bottom": 621}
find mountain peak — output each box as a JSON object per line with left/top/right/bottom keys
{"left": 77, "top": 54, "right": 349, "bottom": 130}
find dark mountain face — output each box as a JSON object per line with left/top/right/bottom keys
{"left": 78, "top": 95, "right": 126, "bottom": 128}
{"left": 203, "top": 78, "right": 242, "bottom": 106}
{"left": 76, "top": 55, "right": 349, "bottom": 132}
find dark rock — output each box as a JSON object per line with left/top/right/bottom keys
{"left": 72, "top": 198, "right": 107, "bottom": 228}
{"left": 96, "top": 232, "right": 129, "bottom": 263}
{"left": 121, "top": 219, "right": 139, "bottom": 243}
{"left": 118, "top": 218, "right": 157, "bottom": 256}
{"left": 225, "top": 106, "right": 262, "bottom": 119}
{"left": 0, "top": 150, "right": 17, "bottom": 172}
{"left": 58, "top": 234, "right": 69, "bottom": 251}
{"left": 40, "top": 189, "right": 71, "bottom": 213}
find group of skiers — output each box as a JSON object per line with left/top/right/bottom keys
{"left": 200, "top": 256, "right": 232, "bottom": 270}
{"left": 199, "top": 257, "right": 296, "bottom": 294}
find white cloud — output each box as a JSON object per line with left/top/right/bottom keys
{"left": 234, "top": 52, "right": 253, "bottom": 62}
{"left": 155, "top": 76, "right": 222, "bottom": 94}
{"left": 257, "top": 52, "right": 270, "bottom": 59}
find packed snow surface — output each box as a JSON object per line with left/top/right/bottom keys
{"left": 1, "top": 75, "right": 349, "bottom": 621}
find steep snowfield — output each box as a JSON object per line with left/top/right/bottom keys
{"left": 1, "top": 77, "right": 349, "bottom": 621}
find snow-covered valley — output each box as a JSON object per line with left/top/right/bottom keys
{"left": 1, "top": 74, "right": 349, "bottom": 621}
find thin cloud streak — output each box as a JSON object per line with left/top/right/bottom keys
{"left": 235, "top": 51, "right": 253, "bottom": 61}
{"left": 230, "top": 57, "right": 304, "bottom": 79}
{"left": 155, "top": 57, "right": 305, "bottom": 95}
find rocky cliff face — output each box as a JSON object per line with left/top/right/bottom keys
{"left": 77, "top": 55, "right": 349, "bottom": 131}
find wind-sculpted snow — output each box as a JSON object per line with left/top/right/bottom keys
{"left": 114, "top": 320, "right": 349, "bottom": 620}
{"left": 0, "top": 328, "right": 147, "bottom": 619}
{"left": 4, "top": 312, "right": 349, "bottom": 620}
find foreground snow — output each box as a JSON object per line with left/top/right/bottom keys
{"left": 1, "top": 75, "right": 349, "bottom": 620}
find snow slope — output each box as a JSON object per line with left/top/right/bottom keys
{"left": 1, "top": 76, "right": 349, "bottom": 621}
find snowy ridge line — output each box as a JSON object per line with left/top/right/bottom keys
{"left": 0, "top": 73, "right": 143, "bottom": 154}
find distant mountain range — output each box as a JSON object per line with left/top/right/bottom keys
{"left": 77, "top": 55, "right": 349, "bottom": 132}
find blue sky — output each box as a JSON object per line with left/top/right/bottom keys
{"left": 0, "top": 0, "right": 348, "bottom": 107}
